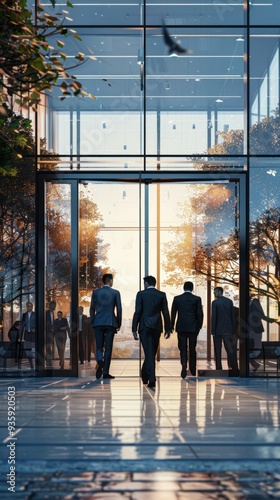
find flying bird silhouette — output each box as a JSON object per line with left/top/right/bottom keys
{"left": 102, "top": 78, "right": 112, "bottom": 87}
{"left": 162, "top": 22, "right": 193, "bottom": 55}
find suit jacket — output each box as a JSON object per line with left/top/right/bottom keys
{"left": 132, "top": 287, "right": 171, "bottom": 334}
{"left": 54, "top": 318, "right": 70, "bottom": 340}
{"left": 211, "top": 295, "right": 235, "bottom": 336}
{"left": 46, "top": 310, "right": 55, "bottom": 333}
{"left": 21, "top": 311, "right": 36, "bottom": 342}
{"left": 171, "top": 291, "right": 203, "bottom": 334}
{"left": 78, "top": 314, "right": 88, "bottom": 333}
{"left": 90, "top": 285, "right": 122, "bottom": 329}
{"left": 248, "top": 298, "right": 265, "bottom": 333}
{"left": 21, "top": 311, "right": 36, "bottom": 332}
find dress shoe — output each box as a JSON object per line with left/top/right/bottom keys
{"left": 142, "top": 378, "right": 148, "bottom": 384}
{"left": 148, "top": 381, "right": 155, "bottom": 388}
{"left": 103, "top": 373, "right": 115, "bottom": 379}
{"left": 96, "top": 362, "right": 103, "bottom": 379}
{"left": 181, "top": 364, "right": 187, "bottom": 379}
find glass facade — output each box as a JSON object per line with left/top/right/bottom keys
{"left": 1, "top": 1, "right": 280, "bottom": 377}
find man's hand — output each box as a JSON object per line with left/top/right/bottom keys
{"left": 133, "top": 332, "right": 139, "bottom": 341}
{"left": 164, "top": 331, "right": 171, "bottom": 339}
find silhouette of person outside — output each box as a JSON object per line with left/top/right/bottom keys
{"left": 19, "top": 301, "right": 36, "bottom": 369}
{"left": 90, "top": 273, "right": 122, "bottom": 380}
{"left": 77, "top": 306, "right": 91, "bottom": 365}
{"left": 211, "top": 287, "right": 239, "bottom": 376}
{"left": 132, "top": 275, "right": 171, "bottom": 389}
{"left": 7, "top": 320, "right": 21, "bottom": 366}
{"left": 54, "top": 311, "right": 70, "bottom": 369}
{"left": 46, "top": 300, "right": 56, "bottom": 368}
{"left": 171, "top": 281, "right": 203, "bottom": 378}
{"left": 248, "top": 293, "right": 277, "bottom": 372}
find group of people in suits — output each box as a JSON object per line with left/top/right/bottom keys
{"left": 46, "top": 301, "right": 71, "bottom": 369}
{"left": 46, "top": 302, "right": 95, "bottom": 369}
{"left": 12, "top": 274, "right": 268, "bottom": 379}
{"left": 90, "top": 273, "right": 240, "bottom": 387}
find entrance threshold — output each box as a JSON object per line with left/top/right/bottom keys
{"left": 78, "top": 359, "right": 220, "bottom": 378}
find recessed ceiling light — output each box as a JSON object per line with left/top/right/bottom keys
{"left": 216, "top": 98, "right": 223, "bottom": 102}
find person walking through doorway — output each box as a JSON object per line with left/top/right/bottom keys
{"left": 211, "top": 286, "right": 239, "bottom": 376}
{"left": 171, "top": 281, "right": 203, "bottom": 378}
{"left": 90, "top": 273, "right": 122, "bottom": 380}
{"left": 132, "top": 275, "right": 171, "bottom": 389}
{"left": 54, "top": 311, "right": 70, "bottom": 369}
{"left": 46, "top": 300, "right": 56, "bottom": 368}
{"left": 19, "top": 301, "right": 36, "bottom": 370}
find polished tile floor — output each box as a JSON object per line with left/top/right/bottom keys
{"left": 1, "top": 360, "right": 280, "bottom": 498}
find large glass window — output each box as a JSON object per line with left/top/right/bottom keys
{"left": 39, "top": 26, "right": 246, "bottom": 170}
{"left": 250, "top": 29, "right": 280, "bottom": 155}
{"left": 250, "top": 2, "right": 280, "bottom": 26}
{"left": 249, "top": 164, "right": 280, "bottom": 374}
{"left": 42, "top": 28, "right": 144, "bottom": 165}
{"left": 44, "top": 183, "right": 72, "bottom": 371}
{"left": 146, "top": 0, "right": 246, "bottom": 25}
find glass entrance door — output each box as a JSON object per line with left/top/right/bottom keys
{"left": 77, "top": 179, "right": 240, "bottom": 364}
{"left": 145, "top": 181, "right": 240, "bottom": 362}
{"left": 78, "top": 181, "right": 141, "bottom": 360}
{"left": 39, "top": 174, "right": 242, "bottom": 375}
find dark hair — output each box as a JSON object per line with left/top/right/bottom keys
{"left": 13, "top": 320, "right": 21, "bottom": 328}
{"left": 57, "top": 311, "right": 63, "bottom": 315}
{"left": 214, "top": 286, "right": 223, "bottom": 294}
{"left": 50, "top": 301, "right": 56, "bottom": 307}
{"left": 144, "top": 275, "right": 156, "bottom": 287}
{"left": 103, "top": 273, "right": 113, "bottom": 284}
{"left": 184, "top": 281, "right": 193, "bottom": 292}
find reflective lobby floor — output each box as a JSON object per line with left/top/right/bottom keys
{"left": 1, "top": 360, "right": 280, "bottom": 499}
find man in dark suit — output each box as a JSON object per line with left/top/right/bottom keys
{"left": 90, "top": 273, "right": 122, "bottom": 380}
{"left": 132, "top": 275, "right": 171, "bottom": 389}
{"left": 19, "top": 301, "right": 36, "bottom": 369}
{"left": 46, "top": 300, "right": 56, "bottom": 368}
{"left": 54, "top": 311, "right": 70, "bottom": 369}
{"left": 211, "top": 286, "right": 239, "bottom": 376}
{"left": 171, "top": 281, "right": 203, "bottom": 378}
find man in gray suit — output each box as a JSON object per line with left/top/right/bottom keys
{"left": 132, "top": 275, "right": 171, "bottom": 389}
{"left": 211, "top": 286, "right": 239, "bottom": 376}
{"left": 171, "top": 281, "right": 203, "bottom": 378}
{"left": 90, "top": 273, "right": 122, "bottom": 380}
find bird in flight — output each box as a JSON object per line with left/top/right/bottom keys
{"left": 162, "top": 22, "right": 193, "bottom": 56}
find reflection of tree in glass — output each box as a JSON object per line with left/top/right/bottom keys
{"left": 164, "top": 110, "right": 280, "bottom": 317}
{"left": 163, "top": 184, "right": 233, "bottom": 287}
{"left": 79, "top": 195, "right": 111, "bottom": 305}
{"left": 250, "top": 208, "right": 280, "bottom": 312}
{"left": 0, "top": 111, "right": 35, "bottom": 323}
{"left": 195, "top": 107, "right": 280, "bottom": 163}
{"left": 46, "top": 184, "right": 71, "bottom": 303}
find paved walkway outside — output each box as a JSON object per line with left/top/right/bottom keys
{"left": 0, "top": 360, "right": 280, "bottom": 498}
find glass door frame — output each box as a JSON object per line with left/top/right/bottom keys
{"left": 36, "top": 171, "right": 249, "bottom": 377}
